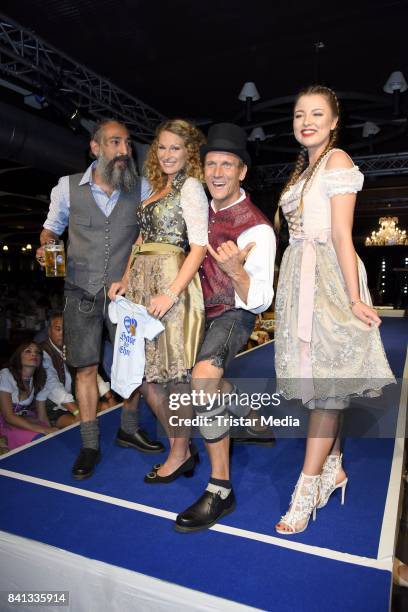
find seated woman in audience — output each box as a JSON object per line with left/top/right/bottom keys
{"left": 0, "top": 341, "right": 57, "bottom": 450}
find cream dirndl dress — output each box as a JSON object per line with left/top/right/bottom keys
{"left": 126, "top": 171, "right": 208, "bottom": 384}
{"left": 274, "top": 149, "right": 395, "bottom": 408}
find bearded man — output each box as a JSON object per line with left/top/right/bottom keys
{"left": 37, "top": 119, "right": 163, "bottom": 480}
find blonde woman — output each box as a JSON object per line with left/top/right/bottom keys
{"left": 109, "top": 119, "right": 208, "bottom": 482}
{"left": 274, "top": 86, "right": 394, "bottom": 534}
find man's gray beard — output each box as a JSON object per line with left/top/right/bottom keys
{"left": 97, "top": 154, "right": 138, "bottom": 192}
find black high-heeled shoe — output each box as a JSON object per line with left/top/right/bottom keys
{"left": 144, "top": 452, "right": 198, "bottom": 484}
{"left": 151, "top": 443, "right": 200, "bottom": 473}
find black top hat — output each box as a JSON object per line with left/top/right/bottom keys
{"left": 200, "top": 123, "right": 251, "bottom": 168}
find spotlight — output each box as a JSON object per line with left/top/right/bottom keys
{"left": 69, "top": 108, "right": 82, "bottom": 132}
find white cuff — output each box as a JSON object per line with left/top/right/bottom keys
{"left": 235, "top": 276, "right": 274, "bottom": 314}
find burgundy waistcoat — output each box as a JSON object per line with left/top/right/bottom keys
{"left": 200, "top": 195, "right": 272, "bottom": 318}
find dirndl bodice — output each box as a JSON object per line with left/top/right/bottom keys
{"left": 126, "top": 171, "right": 206, "bottom": 384}
{"left": 136, "top": 170, "right": 189, "bottom": 251}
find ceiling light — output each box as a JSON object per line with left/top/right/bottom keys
{"left": 248, "top": 127, "right": 266, "bottom": 141}
{"left": 384, "top": 71, "right": 407, "bottom": 115}
{"left": 238, "top": 82, "right": 260, "bottom": 102}
{"left": 238, "top": 82, "right": 260, "bottom": 122}
{"left": 248, "top": 127, "right": 266, "bottom": 156}
{"left": 362, "top": 121, "right": 380, "bottom": 138}
{"left": 383, "top": 71, "right": 408, "bottom": 93}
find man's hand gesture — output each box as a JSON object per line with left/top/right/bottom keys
{"left": 207, "top": 240, "right": 255, "bottom": 278}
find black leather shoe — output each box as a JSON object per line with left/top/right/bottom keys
{"left": 234, "top": 428, "right": 275, "bottom": 446}
{"left": 175, "top": 489, "right": 236, "bottom": 532}
{"left": 72, "top": 448, "right": 101, "bottom": 480}
{"left": 115, "top": 428, "right": 164, "bottom": 454}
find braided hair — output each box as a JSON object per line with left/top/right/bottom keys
{"left": 275, "top": 85, "right": 340, "bottom": 228}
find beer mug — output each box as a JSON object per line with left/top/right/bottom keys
{"left": 44, "top": 239, "right": 66, "bottom": 277}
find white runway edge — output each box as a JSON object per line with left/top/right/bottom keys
{"left": 377, "top": 347, "right": 408, "bottom": 563}
{"left": 0, "top": 466, "right": 391, "bottom": 572}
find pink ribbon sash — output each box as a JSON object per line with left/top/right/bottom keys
{"left": 290, "top": 231, "right": 331, "bottom": 343}
{"left": 289, "top": 230, "right": 331, "bottom": 403}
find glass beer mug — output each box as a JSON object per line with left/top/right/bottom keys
{"left": 44, "top": 239, "right": 66, "bottom": 277}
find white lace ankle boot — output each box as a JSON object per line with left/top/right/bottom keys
{"left": 317, "top": 453, "right": 348, "bottom": 509}
{"left": 276, "top": 472, "right": 320, "bottom": 535}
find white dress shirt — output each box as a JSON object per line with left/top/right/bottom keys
{"left": 42, "top": 349, "right": 111, "bottom": 411}
{"left": 42, "top": 351, "right": 74, "bottom": 408}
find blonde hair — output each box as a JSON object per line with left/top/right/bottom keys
{"left": 144, "top": 119, "right": 206, "bottom": 193}
{"left": 275, "top": 85, "right": 339, "bottom": 229}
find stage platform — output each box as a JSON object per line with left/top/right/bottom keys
{"left": 0, "top": 318, "right": 407, "bottom": 611}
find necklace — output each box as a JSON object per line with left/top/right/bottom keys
{"left": 49, "top": 337, "right": 64, "bottom": 358}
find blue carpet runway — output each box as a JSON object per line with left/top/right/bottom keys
{"left": 0, "top": 318, "right": 407, "bottom": 611}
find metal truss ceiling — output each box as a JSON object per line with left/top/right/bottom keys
{"left": 0, "top": 15, "right": 165, "bottom": 142}
{"left": 254, "top": 152, "right": 408, "bottom": 186}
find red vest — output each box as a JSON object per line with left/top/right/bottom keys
{"left": 200, "top": 195, "right": 272, "bottom": 318}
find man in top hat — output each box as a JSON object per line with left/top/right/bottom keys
{"left": 175, "top": 123, "right": 276, "bottom": 532}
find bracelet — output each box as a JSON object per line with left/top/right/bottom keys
{"left": 163, "top": 288, "right": 179, "bottom": 304}
{"left": 350, "top": 299, "right": 362, "bottom": 309}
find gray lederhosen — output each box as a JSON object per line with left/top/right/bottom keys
{"left": 194, "top": 308, "right": 256, "bottom": 443}
{"left": 63, "top": 175, "right": 140, "bottom": 368}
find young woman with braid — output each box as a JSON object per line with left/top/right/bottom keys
{"left": 274, "top": 85, "right": 394, "bottom": 534}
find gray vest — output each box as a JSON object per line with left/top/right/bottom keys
{"left": 66, "top": 174, "right": 140, "bottom": 295}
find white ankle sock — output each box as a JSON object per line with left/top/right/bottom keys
{"left": 206, "top": 482, "right": 231, "bottom": 500}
